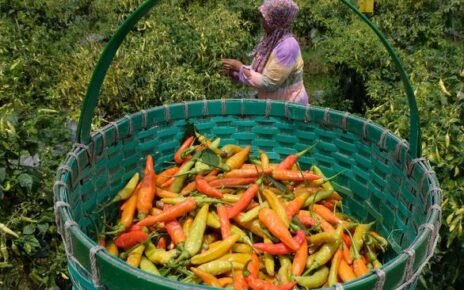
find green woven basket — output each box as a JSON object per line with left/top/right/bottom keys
{"left": 54, "top": 1, "right": 442, "bottom": 289}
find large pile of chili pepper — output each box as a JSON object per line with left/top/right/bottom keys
{"left": 99, "top": 130, "right": 389, "bottom": 289}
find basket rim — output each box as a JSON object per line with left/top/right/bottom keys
{"left": 55, "top": 100, "right": 442, "bottom": 290}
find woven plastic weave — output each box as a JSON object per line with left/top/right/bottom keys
{"left": 54, "top": 99, "right": 441, "bottom": 290}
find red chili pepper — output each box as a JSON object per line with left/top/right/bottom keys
{"left": 217, "top": 205, "right": 231, "bottom": 239}
{"left": 253, "top": 230, "right": 305, "bottom": 255}
{"left": 195, "top": 175, "right": 224, "bottom": 199}
{"left": 174, "top": 136, "right": 194, "bottom": 164}
{"left": 157, "top": 237, "right": 167, "bottom": 249}
{"left": 227, "top": 184, "right": 259, "bottom": 219}
{"left": 114, "top": 231, "right": 148, "bottom": 250}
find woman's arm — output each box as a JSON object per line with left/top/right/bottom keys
{"left": 238, "top": 37, "right": 300, "bottom": 91}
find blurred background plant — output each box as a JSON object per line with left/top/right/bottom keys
{"left": 0, "top": 0, "right": 462, "bottom": 289}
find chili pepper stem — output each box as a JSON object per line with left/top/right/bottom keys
{"left": 296, "top": 141, "right": 320, "bottom": 158}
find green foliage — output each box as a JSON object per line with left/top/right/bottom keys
{"left": 0, "top": 0, "right": 463, "bottom": 289}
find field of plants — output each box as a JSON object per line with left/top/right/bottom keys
{"left": 0, "top": 0, "right": 463, "bottom": 289}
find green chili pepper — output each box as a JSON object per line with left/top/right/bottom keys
{"left": 303, "top": 189, "right": 334, "bottom": 207}
{"left": 277, "top": 255, "right": 292, "bottom": 283}
{"left": 294, "top": 266, "right": 329, "bottom": 288}
{"left": 306, "top": 239, "right": 341, "bottom": 273}
{"left": 140, "top": 256, "right": 160, "bottom": 275}
{"left": 169, "top": 151, "right": 202, "bottom": 193}
{"left": 197, "top": 260, "right": 243, "bottom": 275}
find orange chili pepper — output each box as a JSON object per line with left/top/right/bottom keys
{"left": 156, "top": 166, "right": 179, "bottom": 186}
{"left": 119, "top": 191, "right": 138, "bottom": 229}
{"left": 246, "top": 252, "right": 260, "bottom": 278}
{"left": 136, "top": 155, "right": 157, "bottom": 218}
{"left": 174, "top": 136, "right": 194, "bottom": 164}
{"left": 338, "top": 259, "right": 356, "bottom": 282}
{"left": 286, "top": 191, "right": 311, "bottom": 218}
{"left": 190, "top": 267, "right": 222, "bottom": 287}
{"left": 163, "top": 205, "right": 186, "bottom": 245}
{"left": 342, "top": 242, "right": 353, "bottom": 265}
{"left": 233, "top": 270, "right": 247, "bottom": 290}
{"left": 137, "top": 197, "right": 197, "bottom": 226}
{"left": 224, "top": 167, "right": 272, "bottom": 178}
{"left": 272, "top": 169, "right": 321, "bottom": 182}
{"left": 297, "top": 210, "right": 317, "bottom": 227}
{"left": 227, "top": 184, "right": 259, "bottom": 219}
{"left": 292, "top": 237, "right": 308, "bottom": 276}
{"left": 195, "top": 175, "right": 223, "bottom": 199}
{"left": 312, "top": 204, "right": 343, "bottom": 225}
{"left": 156, "top": 187, "right": 179, "bottom": 198}
{"left": 209, "top": 177, "right": 257, "bottom": 188}
{"left": 217, "top": 205, "right": 231, "bottom": 239}
{"left": 259, "top": 208, "right": 299, "bottom": 251}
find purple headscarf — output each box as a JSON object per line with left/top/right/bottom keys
{"left": 252, "top": 0, "right": 299, "bottom": 73}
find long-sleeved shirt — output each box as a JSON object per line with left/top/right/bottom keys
{"left": 234, "top": 36, "right": 308, "bottom": 104}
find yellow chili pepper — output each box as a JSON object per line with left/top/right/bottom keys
{"left": 145, "top": 242, "right": 177, "bottom": 265}
{"left": 126, "top": 244, "right": 145, "bottom": 267}
{"left": 223, "top": 193, "right": 242, "bottom": 203}
{"left": 230, "top": 225, "right": 253, "bottom": 245}
{"left": 262, "top": 188, "right": 289, "bottom": 228}
{"left": 225, "top": 146, "right": 250, "bottom": 170}
{"left": 260, "top": 151, "right": 270, "bottom": 169}
{"left": 221, "top": 144, "right": 243, "bottom": 158}
{"left": 263, "top": 238, "right": 275, "bottom": 276}
{"left": 110, "top": 173, "right": 140, "bottom": 204}
{"left": 182, "top": 216, "right": 194, "bottom": 239}
{"left": 232, "top": 217, "right": 267, "bottom": 240}
{"left": 106, "top": 242, "right": 119, "bottom": 257}
{"left": 217, "top": 253, "right": 251, "bottom": 265}
{"left": 191, "top": 233, "right": 240, "bottom": 265}
{"left": 207, "top": 211, "right": 221, "bottom": 229}
{"left": 240, "top": 202, "right": 268, "bottom": 223}
{"left": 232, "top": 243, "right": 253, "bottom": 254}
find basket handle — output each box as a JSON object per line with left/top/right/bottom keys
{"left": 76, "top": 0, "right": 421, "bottom": 158}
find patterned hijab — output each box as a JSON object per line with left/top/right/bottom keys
{"left": 252, "top": 0, "right": 299, "bottom": 73}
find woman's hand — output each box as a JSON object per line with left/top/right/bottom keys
{"left": 221, "top": 59, "right": 243, "bottom": 76}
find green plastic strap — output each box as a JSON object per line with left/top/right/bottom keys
{"left": 77, "top": 0, "right": 421, "bottom": 158}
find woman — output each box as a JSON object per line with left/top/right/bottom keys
{"left": 222, "top": 0, "right": 308, "bottom": 104}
